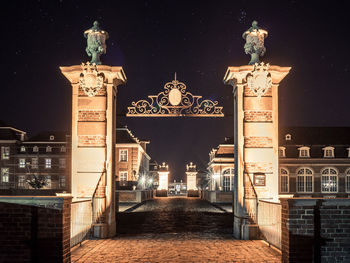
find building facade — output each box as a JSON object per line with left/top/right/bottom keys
{"left": 115, "top": 127, "right": 151, "bottom": 189}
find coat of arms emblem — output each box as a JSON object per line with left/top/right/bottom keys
{"left": 79, "top": 62, "right": 104, "bottom": 97}
{"left": 247, "top": 62, "right": 272, "bottom": 98}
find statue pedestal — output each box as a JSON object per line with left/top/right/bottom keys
{"left": 224, "top": 64, "right": 291, "bottom": 240}
{"left": 60, "top": 64, "right": 126, "bottom": 238}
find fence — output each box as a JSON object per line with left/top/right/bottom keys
{"left": 70, "top": 199, "right": 92, "bottom": 247}
{"left": 257, "top": 200, "right": 281, "bottom": 249}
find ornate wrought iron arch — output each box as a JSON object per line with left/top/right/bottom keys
{"left": 126, "top": 74, "right": 224, "bottom": 117}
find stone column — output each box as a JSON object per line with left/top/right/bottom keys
{"left": 224, "top": 64, "right": 290, "bottom": 239}
{"left": 60, "top": 64, "right": 126, "bottom": 238}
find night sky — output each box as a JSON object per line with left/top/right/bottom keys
{"left": 2, "top": 1, "right": 350, "bottom": 181}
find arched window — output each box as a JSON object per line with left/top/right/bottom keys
{"left": 297, "top": 168, "right": 313, "bottom": 193}
{"left": 223, "top": 168, "right": 234, "bottom": 191}
{"left": 321, "top": 168, "right": 338, "bottom": 193}
{"left": 280, "top": 168, "right": 289, "bottom": 193}
{"left": 346, "top": 169, "right": 350, "bottom": 193}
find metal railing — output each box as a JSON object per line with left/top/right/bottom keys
{"left": 70, "top": 199, "right": 92, "bottom": 247}
{"left": 257, "top": 200, "right": 282, "bottom": 249}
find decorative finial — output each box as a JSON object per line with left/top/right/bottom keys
{"left": 174, "top": 72, "right": 177, "bottom": 81}
{"left": 242, "top": 20, "right": 268, "bottom": 65}
{"left": 84, "top": 21, "right": 109, "bottom": 65}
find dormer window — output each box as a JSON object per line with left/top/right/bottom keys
{"left": 279, "top": 147, "right": 286, "bottom": 157}
{"left": 60, "top": 146, "right": 66, "bottom": 152}
{"left": 323, "top": 146, "right": 335, "bottom": 158}
{"left": 298, "top": 146, "right": 310, "bottom": 158}
{"left": 49, "top": 135, "right": 55, "bottom": 141}
{"left": 46, "top": 146, "right": 52, "bottom": 152}
{"left": 285, "top": 134, "right": 292, "bottom": 141}
{"left": 33, "top": 146, "right": 39, "bottom": 152}
{"left": 20, "top": 146, "right": 26, "bottom": 152}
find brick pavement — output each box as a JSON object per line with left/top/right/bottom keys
{"left": 72, "top": 197, "right": 281, "bottom": 262}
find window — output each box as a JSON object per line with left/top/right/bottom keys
{"left": 285, "top": 134, "right": 291, "bottom": 141}
{"left": 119, "top": 150, "right": 128, "bottom": 162}
{"left": 323, "top": 146, "right": 335, "bottom": 158}
{"left": 280, "top": 168, "right": 289, "bottom": 193}
{"left": 45, "top": 176, "right": 51, "bottom": 188}
{"left": 297, "top": 168, "right": 313, "bottom": 193}
{"left": 45, "top": 158, "right": 51, "bottom": 169}
{"left": 321, "top": 168, "right": 338, "bottom": 193}
{"left": 223, "top": 168, "right": 234, "bottom": 191}
{"left": 49, "top": 135, "right": 55, "bottom": 141}
{"left": 1, "top": 168, "right": 9, "bottom": 183}
{"left": 31, "top": 157, "right": 38, "bottom": 169}
{"left": 1, "top": 146, "right": 10, "bottom": 160}
{"left": 59, "top": 176, "right": 66, "bottom": 188}
{"left": 19, "top": 158, "right": 26, "bottom": 168}
{"left": 59, "top": 158, "right": 66, "bottom": 168}
{"left": 33, "top": 146, "right": 39, "bottom": 152}
{"left": 46, "top": 146, "right": 52, "bottom": 152}
{"left": 347, "top": 148, "right": 350, "bottom": 158}
{"left": 119, "top": 171, "right": 128, "bottom": 181}
{"left": 18, "top": 175, "right": 25, "bottom": 188}
{"left": 298, "top": 147, "right": 310, "bottom": 158}
{"left": 346, "top": 169, "right": 350, "bottom": 193}
{"left": 20, "top": 146, "right": 26, "bottom": 152}
{"left": 279, "top": 147, "right": 286, "bottom": 157}
{"left": 60, "top": 146, "right": 66, "bottom": 152}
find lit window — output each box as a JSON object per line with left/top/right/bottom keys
{"left": 279, "top": 147, "right": 286, "bottom": 157}
{"left": 18, "top": 175, "right": 25, "bottom": 188}
{"left": 31, "top": 157, "right": 38, "bottom": 169}
{"left": 59, "top": 158, "right": 66, "bottom": 168}
{"left": 45, "top": 176, "right": 51, "bottom": 188}
{"left": 298, "top": 147, "right": 310, "bottom": 158}
{"left": 49, "top": 135, "right": 55, "bottom": 141}
{"left": 346, "top": 169, "right": 350, "bottom": 193}
{"left": 223, "top": 168, "right": 234, "bottom": 191}
{"left": 285, "top": 134, "right": 291, "bottom": 141}
{"left": 19, "top": 158, "right": 26, "bottom": 168}
{"left": 321, "top": 168, "right": 338, "bottom": 193}
{"left": 33, "top": 146, "right": 39, "bottom": 152}
{"left": 1, "top": 146, "right": 10, "bottom": 160}
{"left": 59, "top": 176, "right": 66, "bottom": 188}
{"left": 347, "top": 148, "right": 350, "bottom": 158}
{"left": 45, "top": 158, "right": 51, "bottom": 169}
{"left": 61, "top": 146, "right": 66, "bottom": 152}
{"left": 20, "top": 146, "right": 26, "bottom": 152}
{"left": 46, "top": 146, "right": 52, "bottom": 152}
{"left": 297, "top": 168, "right": 313, "bottom": 193}
{"left": 120, "top": 171, "right": 128, "bottom": 181}
{"left": 280, "top": 168, "right": 289, "bottom": 193}
{"left": 323, "top": 146, "right": 334, "bottom": 158}
{"left": 1, "top": 168, "right": 9, "bottom": 183}
{"left": 119, "top": 149, "right": 128, "bottom": 162}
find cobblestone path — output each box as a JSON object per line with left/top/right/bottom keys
{"left": 71, "top": 197, "right": 281, "bottom": 262}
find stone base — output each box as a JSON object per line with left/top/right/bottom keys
{"left": 233, "top": 216, "right": 259, "bottom": 240}
{"left": 93, "top": 223, "right": 108, "bottom": 238}
{"left": 187, "top": 190, "right": 199, "bottom": 197}
{"left": 156, "top": 190, "right": 168, "bottom": 197}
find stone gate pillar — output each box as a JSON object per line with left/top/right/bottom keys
{"left": 60, "top": 63, "right": 126, "bottom": 238}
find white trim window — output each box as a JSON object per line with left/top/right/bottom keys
{"left": 45, "top": 176, "right": 51, "bottom": 188}
{"left": 298, "top": 146, "right": 310, "bottom": 158}
{"left": 19, "top": 158, "right": 26, "bottom": 168}
{"left": 346, "top": 169, "right": 350, "bottom": 193}
{"left": 59, "top": 158, "right": 66, "bottom": 169}
{"left": 49, "top": 135, "right": 55, "bottom": 141}
{"left": 46, "top": 146, "right": 52, "bottom": 153}
{"left": 59, "top": 176, "right": 66, "bottom": 188}
{"left": 285, "top": 134, "right": 292, "bottom": 141}
{"left": 119, "top": 149, "right": 128, "bottom": 162}
{"left": 61, "top": 146, "right": 66, "bottom": 152}
{"left": 280, "top": 168, "right": 289, "bottom": 193}
{"left": 1, "top": 146, "right": 10, "bottom": 160}
{"left": 323, "top": 146, "right": 335, "bottom": 158}
{"left": 119, "top": 171, "right": 128, "bottom": 181}
{"left": 321, "top": 168, "right": 338, "bottom": 193}
{"left": 45, "top": 158, "right": 51, "bottom": 169}
{"left": 279, "top": 147, "right": 286, "bottom": 158}
{"left": 222, "top": 168, "right": 234, "bottom": 191}
{"left": 1, "top": 168, "right": 9, "bottom": 183}
{"left": 33, "top": 146, "right": 39, "bottom": 152}
{"left": 297, "top": 168, "right": 313, "bottom": 193}
{"left": 20, "top": 146, "right": 26, "bottom": 152}
{"left": 347, "top": 148, "right": 350, "bottom": 158}
{"left": 31, "top": 157, "right": 39, "bottom": 169}
{"left": 18, "top": 175, "right": 25, "bottom": 188}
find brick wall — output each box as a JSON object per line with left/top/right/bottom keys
{"left": 244, "top": 111, "right": 272, "bottom": 122}
{"left": 78, "top": 110, "right": 106, "bottom": 122}
{"left": 281, "top": 198, "right": 350, "bottom": 263}
{"left": 0, "top": 196, "right": 71, "bottom": 263}
{"left": 245, "top": 136, "right": 272, "bottom": 147}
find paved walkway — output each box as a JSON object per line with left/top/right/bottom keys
{"left": 71, "top": 197, "right": 281, "bottom": 262}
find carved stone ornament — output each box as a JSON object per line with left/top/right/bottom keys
{"left": 247, "top": 62, "right": 272, "bottom": 98}
{"left": 79, "top": 62, "right": 104, "bottom": 97}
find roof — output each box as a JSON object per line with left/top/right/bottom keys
{"left": 116, "top": 128, "right": 139, "bottom": 144}
{"left": 0, "top": 128, "right": 22, "bottom": 140}
{"left": 27, "top": 131, "right": 68, "bottom": 142}
{"left": 280, "top": 127, "right": 350, "bottom": 145}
